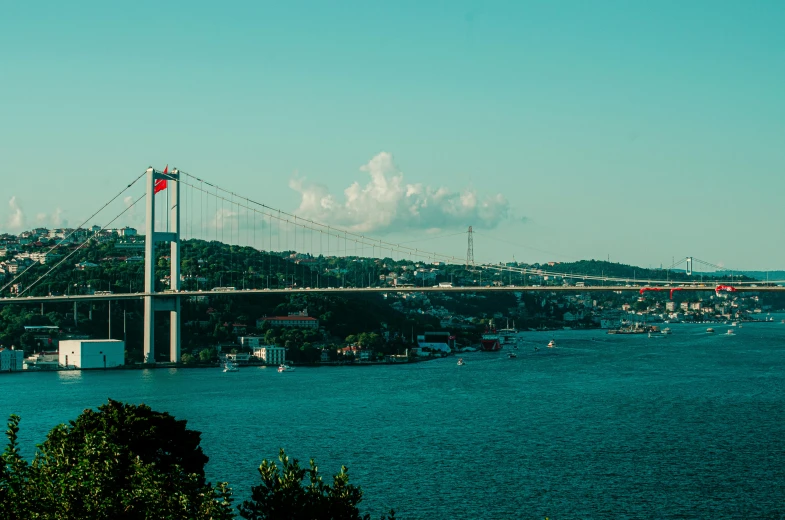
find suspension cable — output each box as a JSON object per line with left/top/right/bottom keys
{"left": 17, "top": 193, "right": 147, "bottom": 298}
{"left": 1, "top": 170, "right": 147, "bottom": 293}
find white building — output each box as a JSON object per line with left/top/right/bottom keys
{"left": 59, "top": 340, "right": 124, "bottom": 369}
{"left": 253, "top": 346, "right": 286, "bottom": 365}
{"left": 0, "top": 348, "right": 24, "bottom": 372}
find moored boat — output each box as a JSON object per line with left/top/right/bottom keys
{"left": 480, "top": 330, "right": 502, "bottom": 352}
{"left": 277, "top": 363, "right": 295, "bottom": 372}
{"left": 498, "top": 319, "right": 518, "bottom": 346}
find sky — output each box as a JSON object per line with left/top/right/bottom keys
{"left": 2, "top": 1, "right": 784, "bottom": 270}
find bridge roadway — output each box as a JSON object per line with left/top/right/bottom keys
{"left": 1, "top": 285, "right": 781, "bottom": 305}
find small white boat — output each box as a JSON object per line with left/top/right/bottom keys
{"left": 661, "top": 328, "right": 672, "bottom": 335}
{"left": 508, "top": 352, "right": 517, "bottom": 358}
{"left": 457, "top": 358, "right": 465, "bottom": 366}
{"left": 547, "top": 340, "right": 556, "bottom": 348}
{"left": 277, "top": 363, "right": 295, "bottom": 373}
{"left": 223, "top": 361, "right": 239, "bottom": 373}
{"left": 726, "top": 329, "right": 735, "bottom": 336}
{"left": 706, "top": 328, "right": 715, "bottom": 334}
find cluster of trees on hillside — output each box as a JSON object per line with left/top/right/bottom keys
{"left": 3, "top": 238, "right": 476, "bottom": 298}
{"left": 1, "top": 400, "right": 395, "bottom": 520}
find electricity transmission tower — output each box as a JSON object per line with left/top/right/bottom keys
{"left": 466, "top": 226, "right": 475, "bottom": 270}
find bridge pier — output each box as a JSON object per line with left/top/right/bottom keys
{"left": 169, "top": 168, "right": 181, "bottom": 363}
{"left": 143, "top": 167, "right": 181, "bottom": 364}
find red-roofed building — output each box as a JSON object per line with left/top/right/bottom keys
{"left": 256, "top": 316, "right": 319, "bottom": 329}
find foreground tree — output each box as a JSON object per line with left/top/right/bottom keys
{"left": 1, "top": 401, "right": 233, "bottom": 520}
{"left": 239, "top": 449, "right": 394, "bottom": 520}
{"left": 1, "top": 401, "right": 394, "bottom": 520}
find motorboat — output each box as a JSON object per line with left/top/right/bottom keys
{"left": 648, "top": 332, "right": 664, "bottom": 339}
{"left": 223, "top": 361, "right": 239, "bottom": 373}
{"left": 706, "top": 328, "right": 715, "bottom": 334}
{"left": 726, "top": 329, "right": 735, "bottom": 336}
{"left": 508, "top": 352, "right": 517, "bottom": 359}
{"left": 277, "top": 363, "right": 295, "bottom": 373}
{"left": 457, "top": 358, "right": 465, "bottom": 366}
{"left": 547, "top": 340, "right": 556, "bottom": 348}
{"left": 661, "top": 328, "right": 672, "bottom": 335}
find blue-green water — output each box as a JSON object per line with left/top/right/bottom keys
{"left": 3, "top": 321, "right": 785, "bottom": 519}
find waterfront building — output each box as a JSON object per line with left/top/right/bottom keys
{"left": 223, "top": 352, "right": 251, "bottom": 365}
{"left": 253, "top": 346, "right": 286, "bottom": 365}
{"left": 23, "top": 351, "right": 60, "bottom": 370}
{"left": 256, "top": 315, "right": 319, "bottom": 329}
{"left": 415, "top": 331, "right": 453, "bottom": 354}
{"left": 0, "top": 348, "right": 24, "bottom": 372}
{"left": 58, "top": 340, "right": 124, "bottom": 369}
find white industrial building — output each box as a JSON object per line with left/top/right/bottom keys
{"left": 0, "top": 348, "right": 24, "bottom": 372}
{"left": 59, "top": 340, "right": 125, "bottom": 369}
{"left": 253, "top": 346, "right": 286, "bottom": 365}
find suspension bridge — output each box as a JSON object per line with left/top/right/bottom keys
{"left": 1, "top": 167, "right": 781, "bottom": 363}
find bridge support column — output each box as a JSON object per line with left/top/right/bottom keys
{"left": 143, "top": 167, "right": 156, "bottom": 363}
{"left": 143, "top": 166, "right": 182, "bottom": 364}
{"left": 169, "top": 169, "right": 181, "bottom": 363}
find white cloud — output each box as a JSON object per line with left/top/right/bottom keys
{"left": 289, "top": 152, "right": 510, "bottom": 233}
{"left": 51, "top": 207, "right": 64, "bottom": 227}
{"left": 28, "top": 207, "right": 69, "bottom": 229}
{"left": 7, "top": 196, "right": 24, "bottom": 231}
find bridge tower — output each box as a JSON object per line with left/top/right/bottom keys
{"left": 143, "top": 167, "right": 181, "bottom": 364}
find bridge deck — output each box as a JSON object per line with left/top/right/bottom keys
{"left": 1, "top": 285, "right": 781, "bottom": 304}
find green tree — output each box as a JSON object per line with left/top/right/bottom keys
{"left": 199, "top": 347, "right": 216, "bottom": 363}
{"left": 1, "top": 403, "right": 234, "bottom": 520}
{"left": 239, "top": 449, "right": 394, "bottom": 520}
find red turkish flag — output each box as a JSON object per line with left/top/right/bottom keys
{"left": 154, "top": 165, "right": 169, "bottom": 194}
